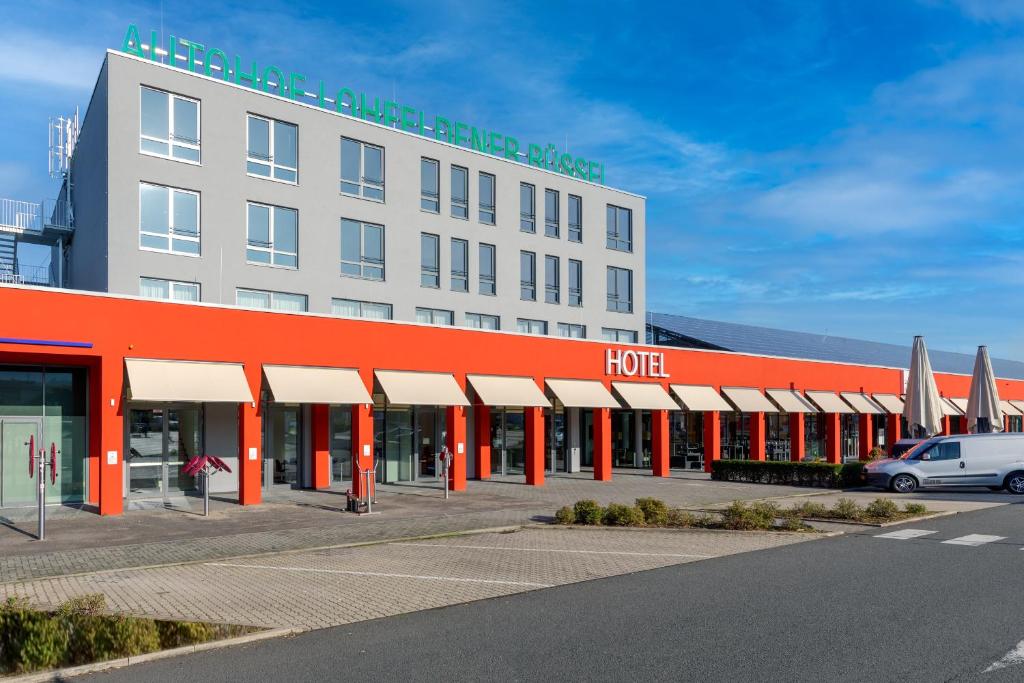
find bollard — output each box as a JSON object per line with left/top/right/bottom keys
{"left": 37, "top": 450, "right": 45, "bottom": 541}
{"left": 203, "top": 470, "right": 210, "bottom": 517}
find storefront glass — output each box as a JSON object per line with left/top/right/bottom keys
{"left": 670, "top": 411, "right": 703, "bottom": 469}
{"left": 721, "top": 412, "right": 750, "bottom": 460}
{"left": 490, "top": 408, "right": 525, "bottom": 475}
{"left": 804, "top": 413, "right": 825, "bottom": 460}
{"left": 128, "top": 406, "right": 200, "bottom": 499}
{"left": 265, "top": 404, "right": 301, "bottom": 486}
{"left": 765, "top": 413, "right": 790, "bottom": 461}
{"left": 841, "top": 413, "right": 859, "bottom": 462}
{"left": 611, "top": 409, "right": 636, "bottom": 467}
{"left": 545, "top": 407, "right": 567, "bottom": 473}
{"left": 330, "top": 406, "right": 352, "bottom": 483}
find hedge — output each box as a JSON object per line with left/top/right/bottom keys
{"left": 710, "top": 459, "right": 864, "bottom": 489}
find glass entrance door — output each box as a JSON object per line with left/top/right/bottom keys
{"left": 417, "top": 407, "right": 438, "bottom": 478}
{"left": 127, "top": 407, "right": 201, "bottom": 499}
{"left": 265, "top": 404, "right": 301, "bottom": 487}
{"left": 546, "top": 409, "right": 566, "bottom": 473}
{"left": 0, "top": 418, "right": 42, "bottom": 507}
{"left": 489, "top": 408, "right": 525, "bottom": 475}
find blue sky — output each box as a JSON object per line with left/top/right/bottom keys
{"left": 3, "top": 0, "right": 1023, "bottom": 358}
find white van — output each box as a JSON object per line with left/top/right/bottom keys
{"left": 862, "top": 433, "right": 1024, "bottom": 494}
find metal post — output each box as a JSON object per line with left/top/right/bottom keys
{"left": 364, "top": 468, "right": 373, "bottom": 514}
{"left": 203, "top": 469, "right": 210, "bottom": 517}
{"left": 37, "top": 451, "right": 45, "bottom": 541}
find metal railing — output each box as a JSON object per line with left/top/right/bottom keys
{"left": 0, "top": 198, "right": 73, "bottom": 234}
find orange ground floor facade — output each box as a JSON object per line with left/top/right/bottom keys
{"left": 2, "top": 286, "right": 1023, "bottom": 516}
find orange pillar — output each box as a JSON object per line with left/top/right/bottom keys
{"left": 446, "top": 405, "right": 467, "bottom": 491}
{"left": 886, "top": 413, "right": 901, "bottom": 451}
{"left": 825, "top": 413, "right": 841, "bottom": 464}
{"left": 593, "top": 408, "right": 612, "bottom": 481}
{"left": 237, "top": 365, "right": 262, "bottom": 506}
{"left": 703, "top": 411, "right": 720, "bottom": 473}
{"left": 749, "top": 412, "right": 766, "bottom": 461}
{"left": 789, "top": 413, "right": 804, "bottom": 462}
{"left": 351, "top": 403, "right": 374, "bottom": 498}
{"left": 98, "top": 356, "right": 124, "bottom": 516}
{"left": 940, "top": 415, "right": 951, "bottom": 436}
{"left": 87, "top": 359, "right": 102, "bottom": 506}
{"left": 858, "top": 414, "right": 873, "bottom": 460}
{"left": 311, "top": 404, "right": 331, "bottom": 489}
{"left": 525, "top": 407, "right": 545, "bottom": 486}
{"left": 475, "top": 404, "right": 491, "bottom": 480}
{"left": 651, "top": 410, "right": 669, "bottom": 477}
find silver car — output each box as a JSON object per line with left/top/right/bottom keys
{"left": 863, "top": 433, "right": 1024, "bottom": 494}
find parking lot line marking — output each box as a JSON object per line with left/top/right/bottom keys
{"left": 874, "top": 529, "right": 937, "bottom": 540}
{"left": 390, "top": 543, "right": 712, "bottom": 559}
{"left": 941, "top": 534, "right": 1006, "bottom": 547}
{"left": 204, "top": 563, "right": 553, "bottom": 588}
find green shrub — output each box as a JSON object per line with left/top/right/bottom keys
{"left": 553, "top": 506, "right": 576, "bottom": 525}
{"left": 665, "top": 509, "right": 696, "bottom": 528}
{"left": 794, "top": 500, "right": 828, "bottom": 518}
{"left": 602, "top": 503, "right": 645, "bottom": 527}
{"left": 865, "top": 498, "right": 899, "bottom": 519}
{"left": 635, "top": 498, "right": 669, "bottom": 526}
{"left": 710, "top": 460, "right": 864, "bottom": 488}
{"left": 0, "top": 602, "right": 68, "bottom": 673}
{"left": 721, "top": 500, "right": 777, "bottom": 530}
{"left": 573, "top": 499, "right": 603, "bottom": 525}
{"left": 904, "top": 502, "right": 928, "bottom": 515}
{"left": 780, "top": 510, "right": 809, "bottom": 531}
{"left": 868, "top": 446, "right": 887, "bottom": 460}
{"left": 155, "top": 621, "right": 217, "bottom": 649}
{"left": 831, "top": 498, "right": 863, "bottom": 520}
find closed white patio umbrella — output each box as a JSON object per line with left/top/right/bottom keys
{"left": 902, "top": 336, "right": 944, "bottom": 438}
{"left": 965, "top": 345, "right": 1003, "bottom": 433}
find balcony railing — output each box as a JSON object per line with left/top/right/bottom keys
{"left": 0, "top": 263, "right": 57, "bottom": 287}
{"left": 0, "top": 198, "right": 73, "bottom": 234}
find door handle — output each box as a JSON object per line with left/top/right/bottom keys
{"left": 960, "top": 461, "right": 965, "bottom": 469}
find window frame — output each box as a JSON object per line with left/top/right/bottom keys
{"left": 139, "top": 277, "right": 200, "bottom": 302}
{"left": 557, "top": 322, "right": 586, "bottom": 339}
{"left": 139, "top": 86, "right": 201, "bottom": 164}
{"left": 421, "top": 232, "right": 441, "bottom": 288}
{"left": 479, "top": 171, "right": 496, "bottom": 224}
{"left": 601, "top": 327, "right": 638, "bottom": 343}
{"left": 607, "top": 266, "right": 633, "bottom": 313}
{"left": 339, "top": 136, "right": 385, "bottom": 202}
{"left": 606, "top": 204, "right": 634, "bottom": 252}
{"left": 568, "top": 194, "right": 583, "bottom": 243}
{"left": 520, "top": 250, "right": 537, "bottom": 301}
{"left": 415, "top": 307, "right": 455, "bottom": 326}
{"left": 339, "top": 218, "right": 385, "bottom": 281}
{"left": 479, "top": 243, "right": 496, "bottom": 296}
{"left": 420, "top": 157, "right": 440, "bottom": 213}
{"left": 520, "top": 182, "right": 536, "bottom": 233}
{"left": 451, "top": 165, "right": 469, "bottom": 219}
{"left": 331, "top": 298, "right": 393, "bottom": 320}
{"left": 138, "top": 182, "right": 201, "bottom": 257}
{"left": 545, "top": 254, "right": 560, "bottom": 304}
{"left": 465, "top": 312, "right": 500, "bottom": 330}
{"left": 246, "top": 202, "right": 299, "bottom": 269}
{"left": 246, "top": 114, "right": 298, "bottom": 184}
{"left": 451, "top": 238, "right": 469, "bottom": 293}
{"left": 516, "top": 318, "right": 548, "bottom": 335}
{"left": 544, "top": 188, "right": 560, "bottom": 238}
{"left": 236, "top": 288, "right": 308, "bottom": 312}
{"left": 568, "top": 259, "right": 583, "bottom": 307}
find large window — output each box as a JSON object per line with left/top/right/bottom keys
{"left": 451, "top": 238, "right": 468, "bottom": 293}
{"left": 520, "top": 251, "right": 536, "bottom": 301}
{"left": 517, "top": 318, "right": 547, "bottom": 335}
{"left": 340, "top": 218, "right": 384, "bottom": 280}
{"left": 421, "top": 158, "right": 439, "bottom": 212}
{"left": 520, "top": 183, "right": 536, "bottom": 232}
{"left": 466, "top": 313, "right": 500, "bottom": 330}
{"left": 236, "top": 288, "right": 307, "bottom": 312}
{"left": 568, "top": 259, "right": 583, "bottom": 307}
{"left": 139, "top": 86, "right": 200, "bottom": 162}
{"left": 568, "top": 194, "right": 582, "bottom": 243}
{"left": 451, "top": 165, "right": 469, "bottom": 219}
{"left": 140, "top": 277, "right": 199, "bottom": 302}
{"left": 607, "top": 266, "right": 633, "bottom": 313}
{"left": 421, "top": 233, "right": 440, "bottom": 288}
{"left": 545, "top": 255, "right": 560, "bottom": 304}
{"left": 545, "top": 189, "right": 560, "bottom": 238}
{"left": 246, "top": 115, "right": 297, "bottom": 183}
{"left": 332, "top": 298, "right": 392, "bottom": 320}
{"left": 416, "top": 307, "right": 454, "bottom": 326}
{"left": 479, "top": 243, "right": 496, "bottom": 296}
{"left": 479, "top": 172, "right": 496, "bottom": 224}
{"left": 340, "top": 137, "right": 384, "bottom": 201}
{"left": 139, "top": 182, "right": 200, "bottom": 255}
{"left": 557, "top": 322, "right": 585, "bottom": 338}
{"left": 247, "top": 203, "right": 298, "bottom": 268}
{"left": 607, "top": 205, "right": 633, "bottom": 251}
{"left": 602, "top": 327, "right": 638, "bottom": 343}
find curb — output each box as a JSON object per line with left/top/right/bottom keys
{"left": 2, "top": 627, "right": 302, "bottom": 682}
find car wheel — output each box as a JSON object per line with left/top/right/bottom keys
{"left": 1004, "top": 472, "right": 1024, "bottom": 495}
{"left": 890, "top": 474, "right": 917, "bottom": 493}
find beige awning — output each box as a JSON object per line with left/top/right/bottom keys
{"left": 1000, "top": 400, "right": 1023, "bottom": 417}
{"left": 467, "top": 374, "right": 550, "bottom": 408}
{"left": 841, "top": 392, "right": 884, "bottom": 415}
{"left": 125, "top": 358, "right": 253, "bottom": 403}
{"left": 263, "top": 365, "right": 371, "bottom": 405}
{"left": 670, "top": 384, "right": 733, "bottom": 412}
{"left": 721, "top": 387, "right": 778, "bottom": 413}
{"left": 872, "top": 394, "right": 905, "bottom": 415}
{"left": 1010, "top": 400, "right": 1024, "bottom": 414}
{"left": 545, "top": 379, "right": 620, "bottom": 409}
{"left": 765, "top": 389, "right": 818, "bottom": 414}
{"left": 806, "top": 390, "right": 855, "bottom": 414}
{"left": 950, "top": 397, "right": 969, "bottom": 413}
{"left": 375, "top": 370, "right": 469, "bottom": 406}
{"left": 611, "top": 382, "right": 678, "bottom": 411}
{"left": 941, "top": 398, "right": 963, "bottom": 416}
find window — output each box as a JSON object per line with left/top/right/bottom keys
{"left": 340, "top": 137, "right": 384, "bottom": 201}
{"left": 139, "top": 86, "right": 200, "bottom": 162}
{"left": 520, "top": 183, "right": 535, "bottom": 232}
{"left": 915, "top": 441, "right": 962, "bottom": 461}
{"left": 479, "top": 243, "right": 496, "bottom": 296}
{"left": 517, "top": 318, "right": 548, "bottom": 335}
{"left": 416, "top": 307, "right": 454, "bottom": 326}
{"left": 545, "top": 189, "right": 560, "bottom": 237}
{"left": 479, "top": 172, "right": 496, "bottom": 224}
{"left": 340, "top": 219, "right": 384, "bottom": 280}
{"left": 421, "top": 158, "right": 439, "bottom": 212}
{"left": 602, "top": 327, "right": 638, "bottom": 343}
{"left": 421, "top": 233, "right": 440, "bottom": 288}
{"left": 139, "top": 182, "right": 200, "bottom": 255}
{"left": 140, "top": 277, "right": 199, "bottom": 302}
{"left": 520, "top": 251, "right": 536, "bottom": 301}
{"left": 451, "top": 165, "right": 469, "bottom": 219}
{"left": 568, "top": 195, "right": 582, "bottom": 243}
{"left": 246, "top": 203, "right": 298, "bottom": 268}
{"left": 607, "top": 266, "right": 633, "bottom": 313}
{"left": 236, "top": 288, "right": 307, "bottom": 312}
{"left": 568, "top": 259, "right": 583, "bottom": 307}
{"left": 545, "top": 255, "right": 560, "bottom": 304}
{"left": 557, "top": 323, "right": 586, "bottom": 339}
{"left": 607, "top": 205, "right": 633, "bottom": 251}
{"left": 451, "top": 239, "right": 468, "bottom": 292}
{"left": 246, "top": 115, "right": 297, "bottom": 183}
{"left": 466, "top": 313, "right": 500, "bottom": 330}
{"left": 332, "top": 298, "right": 392, "bottom": 320}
